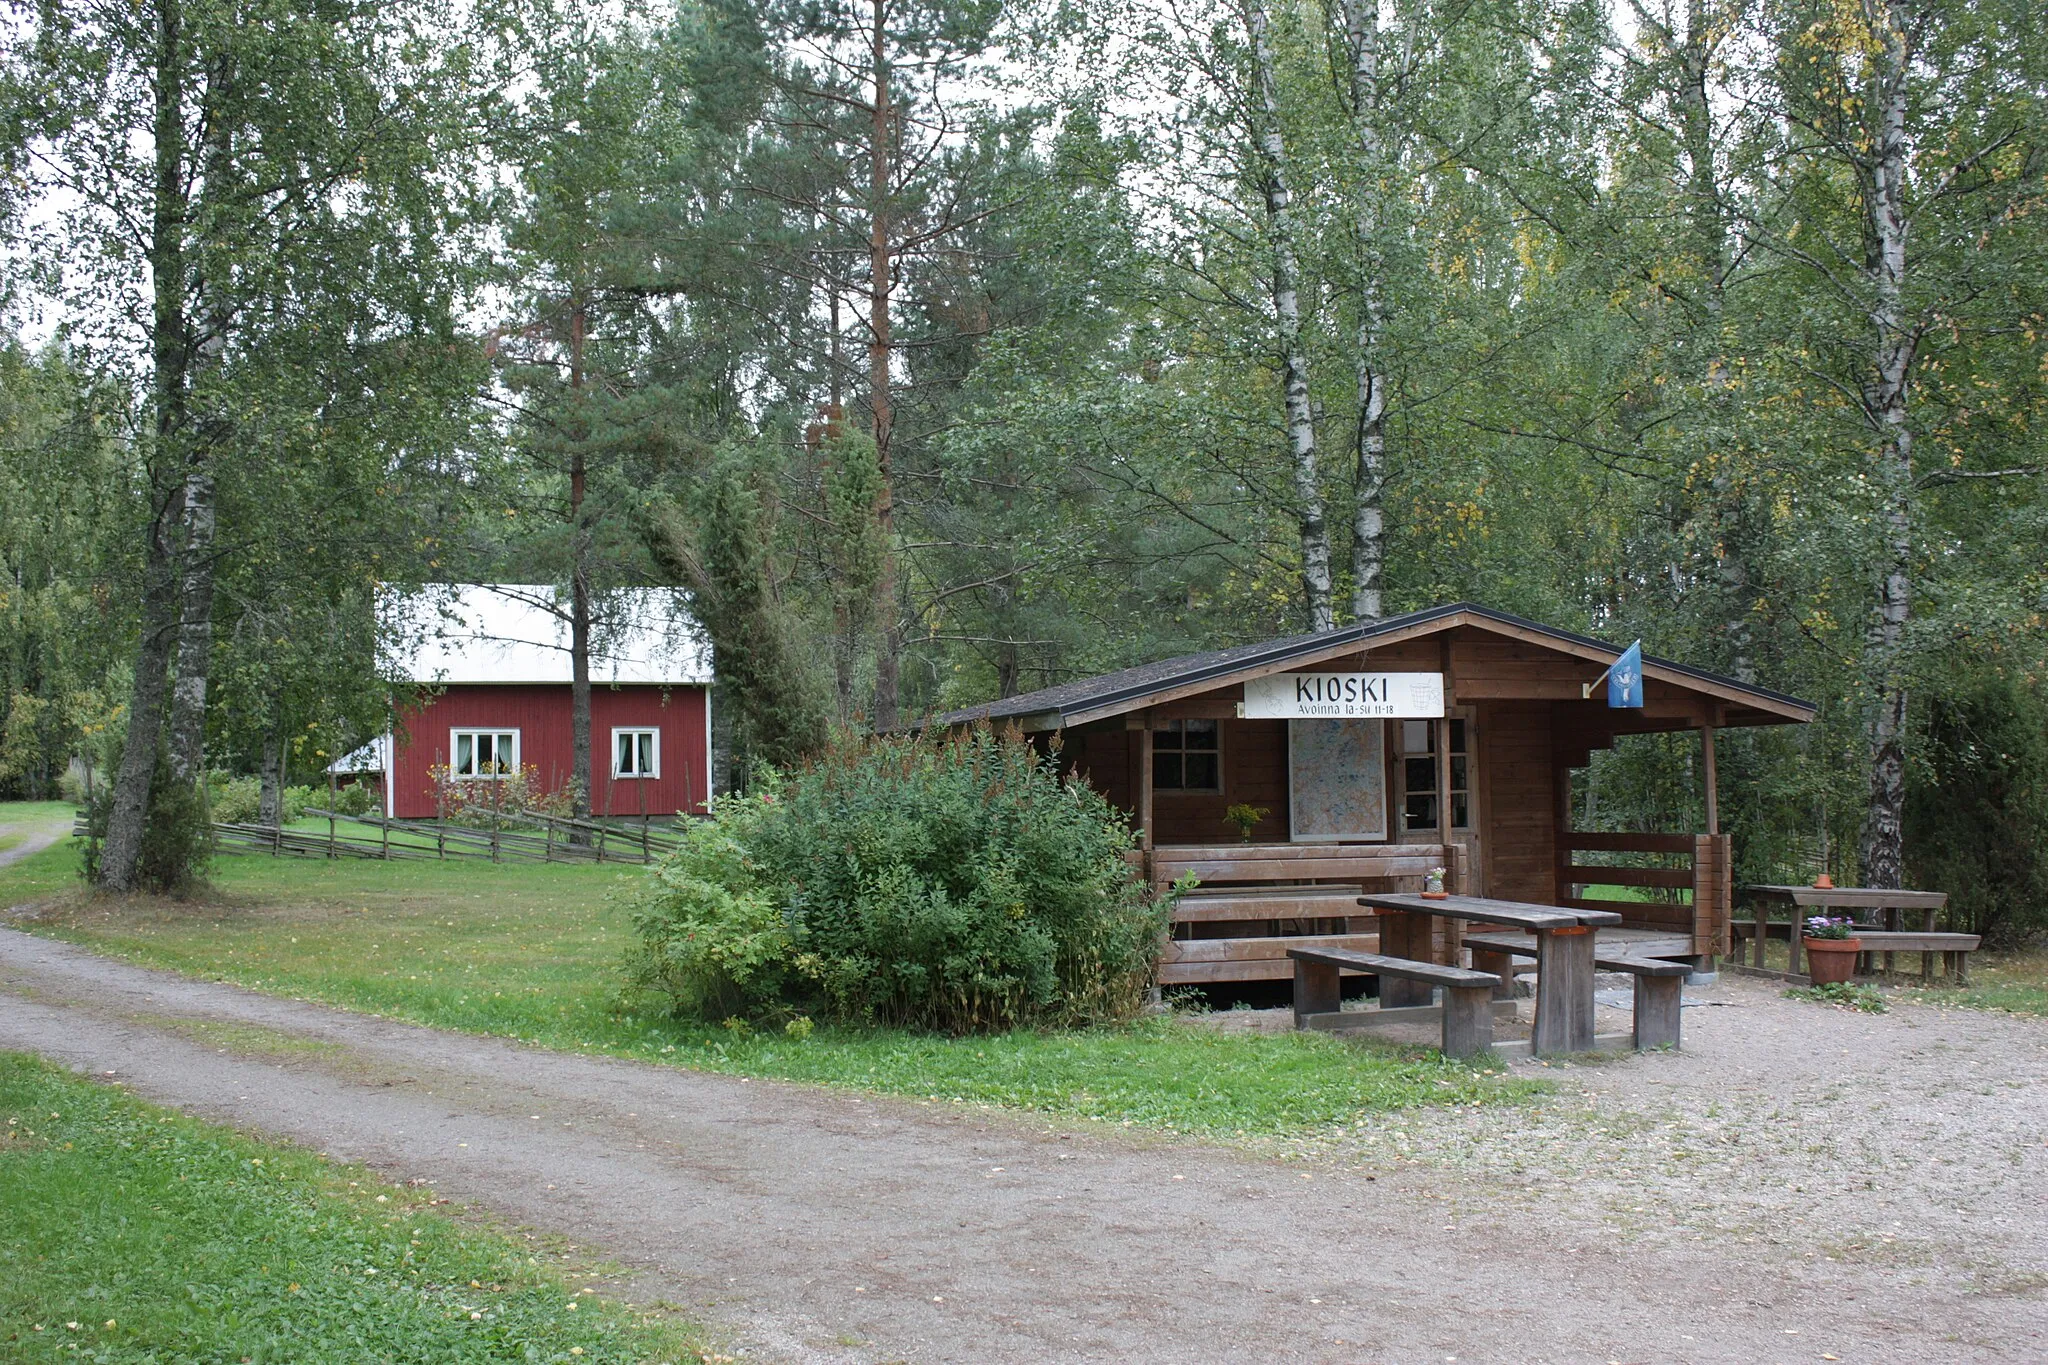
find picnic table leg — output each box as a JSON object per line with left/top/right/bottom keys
{"left": 1921, "top": 906, "right": 1935, "bottom": 981}
{"left": 1633, "top": 974, "right": 1682, "bottom": 1050}
{"left": 1786, "top": 912, "right": 1803, "bottom": 977}
{"left": 1752, "top": 898, "right": 1767, "bottom": 968}
{"left": 1883, "top": 905, "right": 1899, "bottom": 977}
{"left": 1293, "top": 957, "right": 1341, "bottom": 1030}
{"left": 1531, "top": 926, "right": 1595, "bottom": 1055}
{"left": 1441, "top": 983, "right": 1494, "bottom": 1058}
{"left": 1469, "top": 946, "right": 1517, "bottom": 1001}
{"left": 1377, "top": 910, "right": 1435, "bottom": 1008}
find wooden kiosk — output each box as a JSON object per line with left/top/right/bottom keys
{"left": 935, "top": 604, "right": 1815, "bottom": 986}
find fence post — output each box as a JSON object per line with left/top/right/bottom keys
{"left": 544, "top": 817, "right": 554, "bottom": 863}
{"left": 327, "top": 771, "right": 337, "bottom": 860}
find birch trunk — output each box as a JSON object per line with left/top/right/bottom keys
{"left": 257, "top": 710, "right": 284, "bottom": 829}
{"left": 1246, "top": 0, "right": 1333, "bottom": 632}
{"left": 164, "top": 51, "right": 238, "bottom": 790}
{"left": 165, "top": 461, "right": 216, "bottom": 785}
{"left": 100, "top": 0, "right": 188, "bottom": 890}
{"left": 1339, "top": 0, "right": 1387, "bottom": 622}
{"left": 102, "top": 500, "right": 182, "bottom": 889}
{"left": 1858, "top": 4, "right": 1914, "bottom": 890}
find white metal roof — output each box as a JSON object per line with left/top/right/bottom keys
{"left": 380, "top": 584, "right": 713, "bottom": 686}
{"left": 327, "top": 736, "right": 389, "bottom": 774}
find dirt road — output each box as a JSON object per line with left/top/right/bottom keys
{"left": 1, "top": 926, "right": 2043, "bottom": 1363}
{"left": 0, "top": 813, "right": 69, "bottom": 869}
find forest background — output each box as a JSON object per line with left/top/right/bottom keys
{"left": 0, "top": 0, "right": 2043, "bottom": 937}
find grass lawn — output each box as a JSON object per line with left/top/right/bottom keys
{"left": 0, "top": 800, "right": 74, "bottom": 857}
{"left": 5, "top": 840, "right": 1540, "bottom": 1138}
{"left": 0, "top": 1051, "right": 703, "bottom": 1364}
{"left": 1900, "top": 949, "right": 2048, "bottom": 1017}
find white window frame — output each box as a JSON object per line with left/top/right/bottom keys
{"left": 612, "top": 726, "right": 660, "bottom": 779}
{"left": 450, "top": 728, "right": 520, "bottom": 778}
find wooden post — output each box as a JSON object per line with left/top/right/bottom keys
{"left": 1436, "top": 720, "right": 1455, "bottom": 965}
{"left": 1530, "top": 925, "right": 1595, "bottom": 1054}
{"left": 1293, "top": 957, "right": 1341, "bottom": 1028}
{"left": 327, "top": 770, "right": 337, "bottom": 860}
{"left": 1440, "top": 983, "right": 1494, "bottom": 1058}
{"left": 1136, "top": 720, "right": 1154, "bottom": 863}
{"left": 1633, "top": 973, "right": 1683, "bottom": 1049}
{"left": 1701, "top": 723, "right": 1719, "bottom": 835}
{"left": 1378, "top": 910, "right": 1434, "bottom": 1008}
{"left": 1552, "top": 743, "right": 1574, "bottom": 906}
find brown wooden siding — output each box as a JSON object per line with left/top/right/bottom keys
{"left": 1477, "top": 699, "right": 1555, "bottom": 902}
{"left": 1064, "top": 716, "right": 1293, "bottom": 845}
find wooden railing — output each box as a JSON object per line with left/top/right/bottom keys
{"left": 1555, "top": 831, "right": 1730, "bottom": 956}
{"left": 1148, "top": 842, "right": 1468, "bottom": 986}
{"left": 1151, "top": 841, "right": 1466, "bottom": 892}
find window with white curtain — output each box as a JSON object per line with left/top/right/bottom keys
{"left": 451, "top": 729, "right": 519, "bottom": 778}
{"left": 612, "top": 727, "right": 659, "bottom": 778}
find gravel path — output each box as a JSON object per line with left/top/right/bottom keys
{"left": 1, "top": 926, "right": 2044, "bottom": 1363}
{"left": 0, "top": 813, "right": 69, "bottom": 869}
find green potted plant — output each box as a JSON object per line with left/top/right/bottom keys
{"left": 1421, "top": 865, "right": 1449, "bottom": 899}
{"left": 1802, "top": 914, "right": 1862, "bottom": 985}
{"left": 1223, "top": 803, "right": 1269, "bottom": 843}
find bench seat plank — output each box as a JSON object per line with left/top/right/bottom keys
{"left": 1285, "top": 946, "right": 1498, "bottom": 989}
{"left": 1839, "top": 931, "right": 1980, "bottom": 952}
{"left": 1285, "top": 947, "right": 1497, "bottom": 1057}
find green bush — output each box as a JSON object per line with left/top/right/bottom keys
{"left": 1905, "top": 668, "right": 2048, "bottom": 945}
{"left": 626, "top": 728, "right": 1171, "bottom": 1033}
{"left": 205, "top": 774, "right": 317, "bottom": 825}
{"left": 330, "top": 781, "right": 377, "bottom": 816}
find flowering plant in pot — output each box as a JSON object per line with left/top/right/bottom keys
{"left": 1803, "top": 915, "right": 1862, "bottom": 985}
{"left": 1421, "top": 865, "right": 1449, "bottom": 899}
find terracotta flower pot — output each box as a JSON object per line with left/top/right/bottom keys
{"left": 1804, "top": 937, "right": 1862, "bottom": 985}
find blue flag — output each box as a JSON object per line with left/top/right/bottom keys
{"left": 1608, "top": 640, "right": 1644, "bottom": 709}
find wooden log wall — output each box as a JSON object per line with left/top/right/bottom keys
{"left": 1477, "top": 699, "right": 1554, "bottom": 903}
{"left": 1064, "top": 718, "right": 1291, "bottom": 846}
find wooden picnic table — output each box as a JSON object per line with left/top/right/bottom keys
{"left": 1742, "top": 884, "right": 1949, "bottom": 976}
{"left": 1359, "top": 893, "right": 1623, "bottom": 1055}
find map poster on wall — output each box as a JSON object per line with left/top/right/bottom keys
{"left": 1288, "top": 718, "right": 1387, "bottom": 842}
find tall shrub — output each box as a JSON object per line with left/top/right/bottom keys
{"left": 1905, "top": 670, "right": 2048, "bottom": 944}
{"left": 626, "top": 728, "right": 1169, "bottom": 1032}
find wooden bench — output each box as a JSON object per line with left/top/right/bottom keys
{"left": 1729, "top": 924, "right": 1980, "bottom": 983}
{"left": 1286, "top": 946, "right": 1500, "bottom": 1058}
{"left": 1462, "top": 936, "right": 1690, "bottom": 1051}
{"left": 1595, "top": 955, "right": 1690, "bottom": 1050}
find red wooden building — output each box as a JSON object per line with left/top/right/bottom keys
{"left": 363, "top": 585, "right": 713, "bottom": 820}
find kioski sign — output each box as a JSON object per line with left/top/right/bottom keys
{"left": 1241, "top": 672, "right": 1445, "bottom": 719}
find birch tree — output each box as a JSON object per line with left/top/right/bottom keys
{"left": 1761, "top": 0, "right": 2048, "bottom": 885}
{"left": 3, "top": 0, "right": 482, "bottom": 888}
{"left": 1244, "top": 0, "right": 1334, "bottom": 631}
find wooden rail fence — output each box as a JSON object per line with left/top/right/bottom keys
{"left": 80, "top": 810, "right": 684, "bottom": 865}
